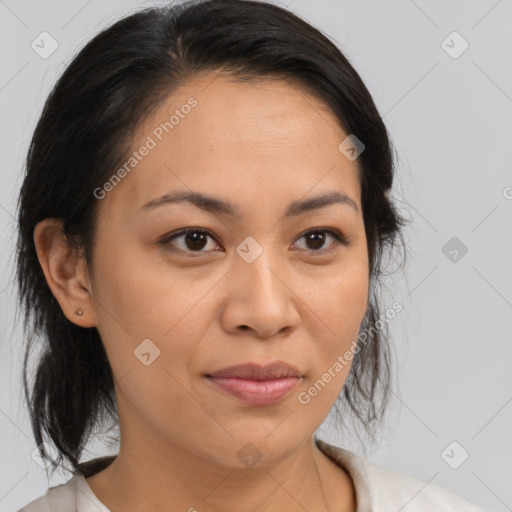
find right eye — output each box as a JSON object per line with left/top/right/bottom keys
{"left": 159, "top": 228, "right": 223, "bottom": 255}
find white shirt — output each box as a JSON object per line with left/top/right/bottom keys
{"left": 18, "top": 439, "right": 489, "bottom": 511}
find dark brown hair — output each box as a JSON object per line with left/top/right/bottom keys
{"left": 16, "top": 0, "right": 407, "bottom": 476}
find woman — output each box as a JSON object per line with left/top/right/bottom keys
{"left": 16, "top": 0, "right": 488, "bottom": 510}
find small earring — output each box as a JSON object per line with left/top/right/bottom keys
{"left": 75, "top": 308, "right": 84, "bottom": 316}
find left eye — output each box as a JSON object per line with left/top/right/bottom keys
{"left": 161, "top": 228, "right": 346, "bottom": 255}
{"left": 292, "top": 229, "right": 346, "bottom": 252}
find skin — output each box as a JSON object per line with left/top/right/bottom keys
{"left": 34, "top": 72, "right": 369, "bottom": 512}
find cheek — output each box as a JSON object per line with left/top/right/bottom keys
{"left": 89, "top": 238, "right": 215, "bottom": 384}
{"left": 90, "top": 236, "right": 186, "bottom": 338}
{"left": 305, "top": 256, "right": 369, "bottom": 341}
{"left": 297, "top": 256, "right": 368, "bottom": 401}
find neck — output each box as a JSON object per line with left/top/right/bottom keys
{"left": 86, "top": 434, "right": 355, "bottom": 512}
{"left": 85, "top": 390, "right": 356, "bottom": 512}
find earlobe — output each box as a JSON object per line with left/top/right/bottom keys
{"left": 33, "top": 218, "right": 97, "bottom": 327}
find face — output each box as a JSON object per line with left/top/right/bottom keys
{"left": 87, "top": 73, "right": 369, "bottom": 468}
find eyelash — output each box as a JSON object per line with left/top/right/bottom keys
{"left": 159, "top": 227, "right": 349, "bottom": 256}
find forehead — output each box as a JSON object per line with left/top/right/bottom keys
{"left": 97, "top": 72, "right": 362, "bottom": 218}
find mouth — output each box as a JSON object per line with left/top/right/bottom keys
{"left": 205, "top": 361, "right": 303, "bottom": 406}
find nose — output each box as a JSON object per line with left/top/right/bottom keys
{"left": 219, "top": 244, "right": 300, "bottom": 339}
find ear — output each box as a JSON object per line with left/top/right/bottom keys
{"left": 33, "top": 218, "right": 97, "bottom": 327}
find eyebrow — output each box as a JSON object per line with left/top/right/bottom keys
{"left": 141, "top": 189, "right": 360, "bottom": 218}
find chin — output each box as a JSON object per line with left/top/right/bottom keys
{"left": 200, "top": 433, "right": 306, "bottom": 469}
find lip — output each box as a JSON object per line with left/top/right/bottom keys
{"left": 205, "top": 361, "right": 303, "bottom": 406}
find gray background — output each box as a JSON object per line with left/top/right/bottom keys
{"left": 1, "top": 1, "right": 511, "bottom": 511}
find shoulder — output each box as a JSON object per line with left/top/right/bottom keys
{"left": 363, "top": 457, "right": 488, "bottom": 511}
{"left": 315, "top": 439, "right": 489, "bottom": 512}
{"left": 17, "top": 455, "right": 116, "bottom": 512}
{"left": 16, "top": 475, "right": 80, "bottom": 512}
